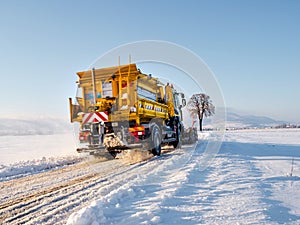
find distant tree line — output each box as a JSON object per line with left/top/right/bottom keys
{"left": 273, "top": 124, "right": 300, "bottom": 129}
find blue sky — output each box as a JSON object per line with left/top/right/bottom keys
{"left": 0, "top": 0, "right": 299, "bottom": 122}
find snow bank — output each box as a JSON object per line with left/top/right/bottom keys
{"left": 0, "top": 156, "right": 84, "bottom": 182}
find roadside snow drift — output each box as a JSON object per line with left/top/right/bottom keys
{"left": 0, "top": 156, "right": 84, "bottom": 182}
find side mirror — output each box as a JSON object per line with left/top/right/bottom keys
{"left": 182, "top": 99, "right": 186, "bottom": 107}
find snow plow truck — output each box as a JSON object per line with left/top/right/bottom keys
{"left": 69, "top": 63, "right": 197, "bottom": 157}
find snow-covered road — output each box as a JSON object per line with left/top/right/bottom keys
{"left": 0, "top": 156, "right": 125, "bottom": 224}
{"left": 1, "top": 129, "right": 300, "bottom": 225}
{"left": 0, "top": 147, "right": 192, "bottom": 224}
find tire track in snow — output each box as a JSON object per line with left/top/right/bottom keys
{"left": 1, "top": 172, "right": 109, "bottom": 222}
{"left": 0, "top": 160, "right": 124, "bottom": 224}
{"left": 0, "top": 152, "right": 167, "bottom": 225}
{"left": 0, "top": 172, "right": 97, "bottom": 211}
{"left": 0, "top": 157, "right": 110, "bottom": 204}
{"left": 26, "top": 156, "right": 165, "bottom": 225}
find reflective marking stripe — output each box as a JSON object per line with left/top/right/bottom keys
{"left": 82, "top": 112, "right": 108, "bottom": 124}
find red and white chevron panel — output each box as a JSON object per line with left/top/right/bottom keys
{"left": 82, "top": 112, "right": 108, "bottom": 124}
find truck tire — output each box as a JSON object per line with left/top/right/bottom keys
{"left": 151, "top": 125, "right": 161, "bottom": 156}
{"left": 172, "top": 137, "right": 182, "bottom": 149}
{"left": 172, "top": 124, "right": 182, "bottom": 149}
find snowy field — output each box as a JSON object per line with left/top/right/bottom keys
{"left": 1, "top": 129, "right": 300, "bottom": 224}
{"left": 0, "top": 133, "right": 78, "bottom": 165}
{"left": 0, "top": 133, "right": 84, "bottom": 182}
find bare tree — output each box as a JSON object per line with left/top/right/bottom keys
{"left": 187, "top": 93, "right": 215, "bottom": 132}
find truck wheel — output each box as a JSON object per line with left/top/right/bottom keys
{"left": 151, "top": 125, "right": 161, "bottom": 156}
{"left": 172, "top": 125, "right": 182, "bottom": 149}
{"left": 172, "top": 138, "right": 182, "bottom": 149}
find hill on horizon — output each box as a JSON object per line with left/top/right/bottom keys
{"left": 224, "top": 111, "right": 288, "bottom": 129}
